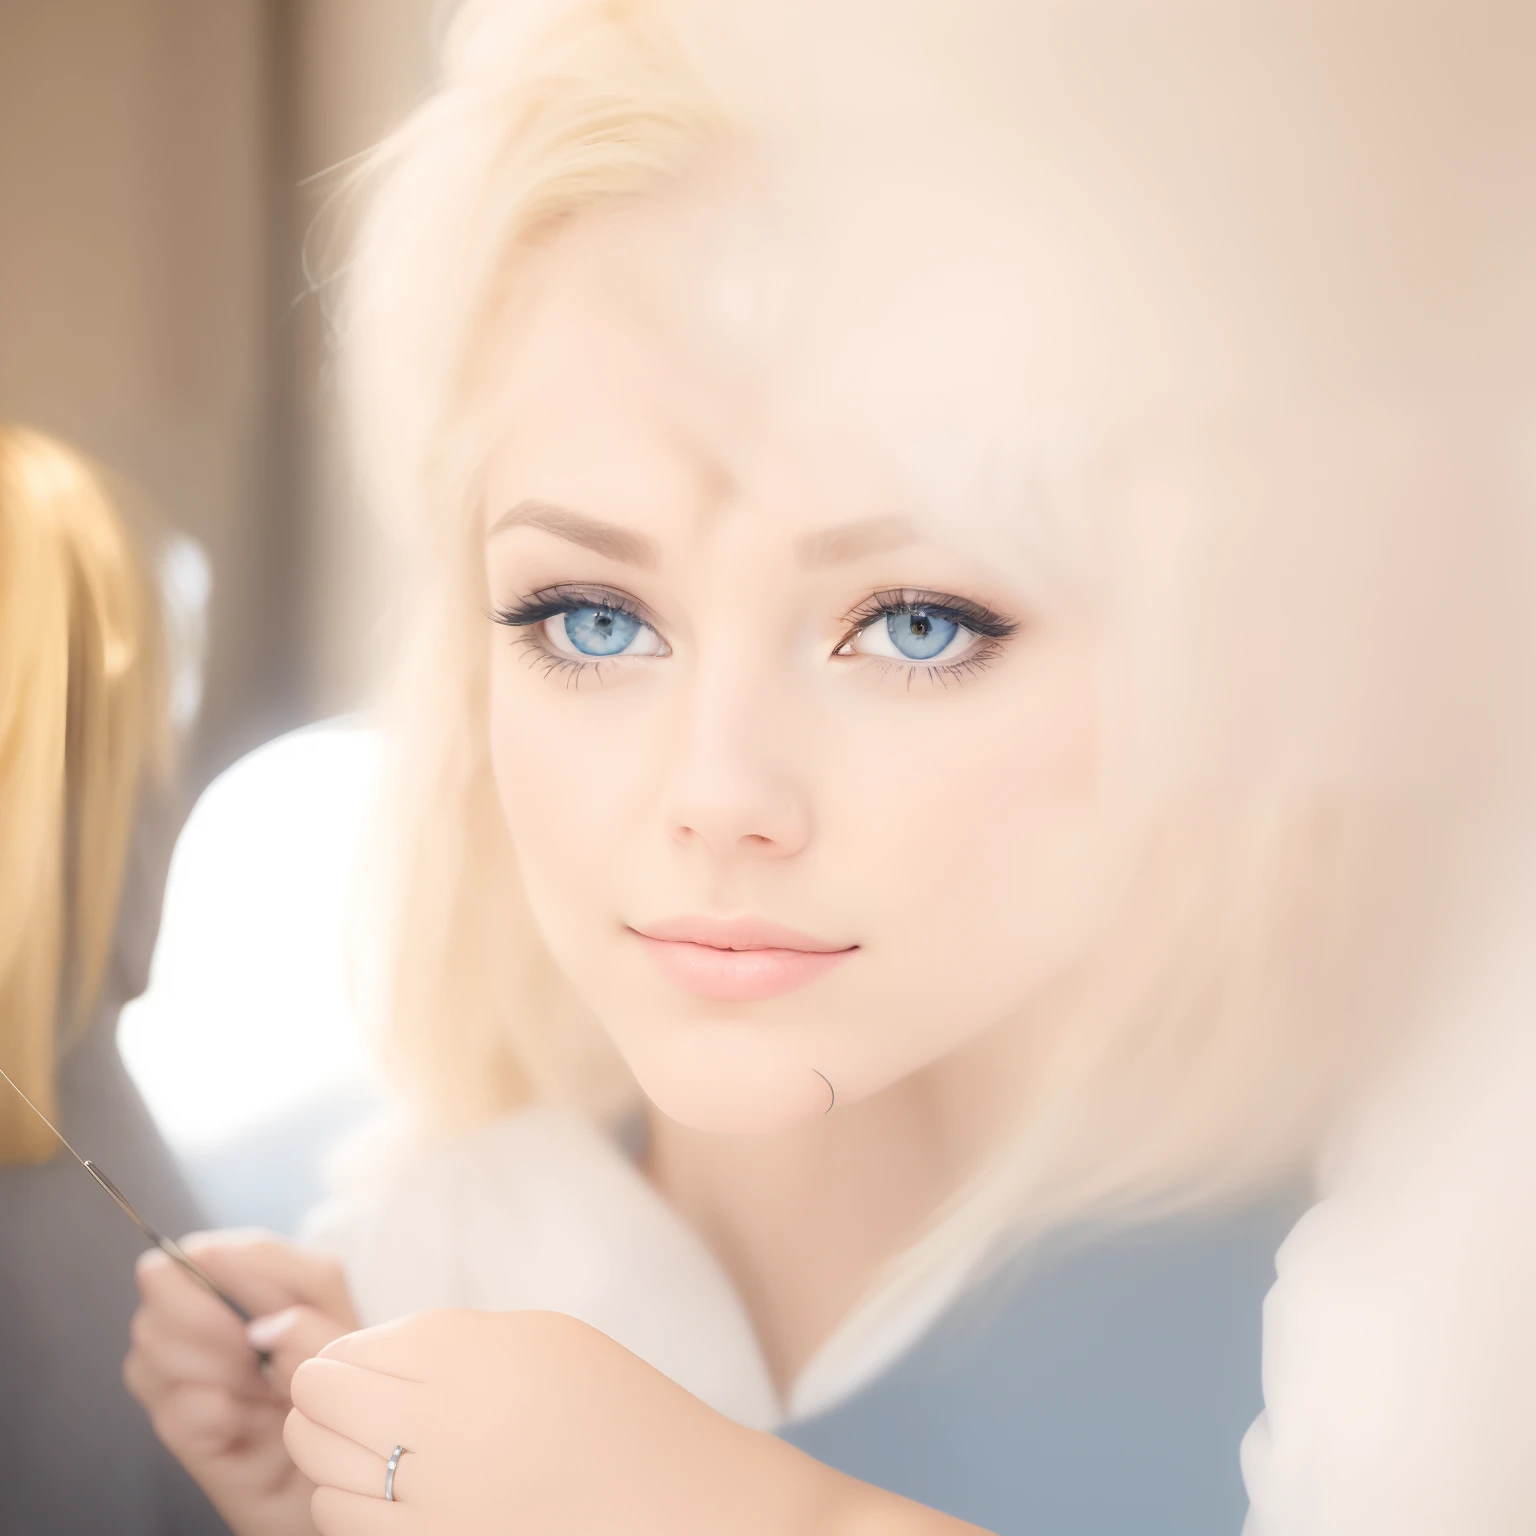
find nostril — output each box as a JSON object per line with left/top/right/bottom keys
{"left": 662, "top": 761, "right": 814, "bottom": 857}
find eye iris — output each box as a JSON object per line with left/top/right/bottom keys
{"left": 564, "top": 605, "right": 640, "bottom": 657}
{"left": 887, "top": 608, "right": 959, "bottom": 661}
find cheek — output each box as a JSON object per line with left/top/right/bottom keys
{"left": 486, "top": 648, "right": 657, "bottom": 943}
{"left": 839, "top": 656, "right": 1113, "bottom": 1008}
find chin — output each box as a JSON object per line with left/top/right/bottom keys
{"left": 617, "top": 1021, "right": 845, "bottom": 1136}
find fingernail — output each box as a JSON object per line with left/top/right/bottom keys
{"left": 247, "top": 1312, "right": 290, "bottom": 1350}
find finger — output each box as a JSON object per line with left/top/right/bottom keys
{"left": 144, "top": 1381, "right": 288, "bottom": 1461}
{"left": 284, "top": 1409, "right": 390, "bottom": 1499}
{"left": 310, "top": 1485, "right": 417, "bottom": 1536}
{"left": 290, "top": 1357, "right": 423, "bottom": 1461}
{"left": 249, "top": 1305, "right": 354, "bottom": 1397}
{"left": 177, "top": 1231, "right": 358, "bottom": 1322}
{"left": 122, "top": 1338, "right": 172, "bottom": 1410}
{"left": 137, "top": 1249, "right": 254, "bottom": 1346}
{"left": 133, "top": 1257, "right": 272, "bottom": 1400}
{"left": 318, "top": 1309, "right": 482, "bottom": 1380}
{"left": 129, "top": 1307, "right": 275, "bottom": 1400}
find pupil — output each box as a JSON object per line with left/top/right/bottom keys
{"left": 564, "top": 604, "right": 640, "bottom": 657}
{"left": 885, "top": 606, "right": 959, "bottom": 661}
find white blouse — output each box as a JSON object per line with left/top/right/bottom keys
{"left": 304, "top": 1103, "right": 977, "bottom": 1432}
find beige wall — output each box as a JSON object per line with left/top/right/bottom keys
{"left": 287, "top": 0, "right": 437, "bottom": 721}
{"left": 0, "top": 0, "right": 435, "bottom": 783}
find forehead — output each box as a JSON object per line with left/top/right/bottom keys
{"left": 480, "top": 203, "right": 913, "bottom": 546}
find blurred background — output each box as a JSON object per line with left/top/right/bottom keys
{"left": 1, "top": 0, "right": 443, "bottom": 1226}
{"left": 1, "top": 0, "right": 436, "bottom": 780}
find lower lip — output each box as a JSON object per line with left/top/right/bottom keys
{"left": 633, "top": 935, "right": 855, "bottom": 1002}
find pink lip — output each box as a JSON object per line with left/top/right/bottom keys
{"left": 629, "top": 916, "right": 856, "bottom": 1002}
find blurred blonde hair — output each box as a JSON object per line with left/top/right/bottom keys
{"left": 339, "top": 0, "right": 727, "bottom": 1130}
{"left": 336, "top": 0, "right": 1531, "bottom": 1307}
{"left": 0, "top": 426, "right": 167, "bottom": 1164}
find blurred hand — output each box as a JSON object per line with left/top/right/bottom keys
{"left": 124, "top": 1230, "right": 360, "bottom": 1536}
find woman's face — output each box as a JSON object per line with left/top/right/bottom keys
{"left": 482, "top": 214, "right": 1119, "bottom": 1135}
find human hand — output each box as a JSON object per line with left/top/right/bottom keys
{"left": 284, "top": 1308, "right": 990, "bottom": 1535}
{"left": 124, "top": 1230, "right": 360, "bottom": 1536}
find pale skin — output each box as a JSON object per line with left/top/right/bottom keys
{"left": 125, "top": 208, "right": 1118, "bottom": 1534}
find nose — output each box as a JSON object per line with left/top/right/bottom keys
{"left": 661, "top": 666, "right": 813, "bottom": 860}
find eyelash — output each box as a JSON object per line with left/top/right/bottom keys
{"left": 491, "top": 583, "right": 1020, "bottom": 684}
{"left": 492, "top": 585, "right": 653, "bottom": 631}
{"left": 836, "top": 589, "right": 1017, "bottom": 642}
{"left": 489, "top": 585, "right": 652, "bottom": 684}
{"left": 839, "top": 589, "right": 1018, "bottom": 687}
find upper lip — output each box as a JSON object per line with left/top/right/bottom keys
{"left": 630, "top": 915, "right": 854, "bottom": 953}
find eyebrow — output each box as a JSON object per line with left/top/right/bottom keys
{"left": 795, "top": 514, "right": 915, "bottom": 569}
{"left": 486, "top": 500, "right": 659, "bottom": 569}
{"left": 487, "top": 502, "right": 915, "bottom": 571}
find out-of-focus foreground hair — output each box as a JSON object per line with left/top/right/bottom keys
{"left": 0, "top": 426, "right": 167, "bottom": 1164}
{"left": 334, "top": 0, "right": 1535, "bottom": 1311}
{"left": 338, "top": 0, "right": 727, "bottom": 1132}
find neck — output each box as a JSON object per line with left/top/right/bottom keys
{"left": 642, "top": 1024, "right": 1029, "bottom": 1397}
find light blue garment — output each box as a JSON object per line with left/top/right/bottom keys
{"left": 782, "top": 1192, "right": 1305, "bottom": 1535}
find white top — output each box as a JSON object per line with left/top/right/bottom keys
{"left": 304, "top": 1103, "right": 977, "bottom": 1431}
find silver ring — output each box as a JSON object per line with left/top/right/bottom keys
{"left": 385, "top": 1444, "right": 407, "bottom": 1502}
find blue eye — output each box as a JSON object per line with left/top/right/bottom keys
{"left": 885, "top": 608, "right": 960, "bottom": 660}
{"left": 494, "top": 587, "right": 670, "bottom": 667}
{"left": 839, "top": 595, "right": 1002, "bottom": 668}
{"left": 563, "top": 605, "right": 641, "bottom": 656}
{"left": 534, "top": 602, "right": 668, "bottom": 661}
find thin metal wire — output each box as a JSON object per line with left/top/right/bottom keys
{"left": 0, "top": 1062, "right": 88, "bottom": 1163}
{"left": 0, "top": 1061, "right": 258, "bottom": 1328}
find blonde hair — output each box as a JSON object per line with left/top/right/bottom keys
{"left": 336, "top": 0, "right": 1529, "bottom": 1302}
{"left": 0, "top": 426, "right": 167, "bottom": 1164}
{"left": 339, "top": 0, "right": 728, "bottom": 1129}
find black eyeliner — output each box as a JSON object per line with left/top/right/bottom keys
{"left": 838, "top": 587, "right": 1022, "bottom": 645}
{"left": 491, "top": 583, "right": 654, "bottom": 630}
